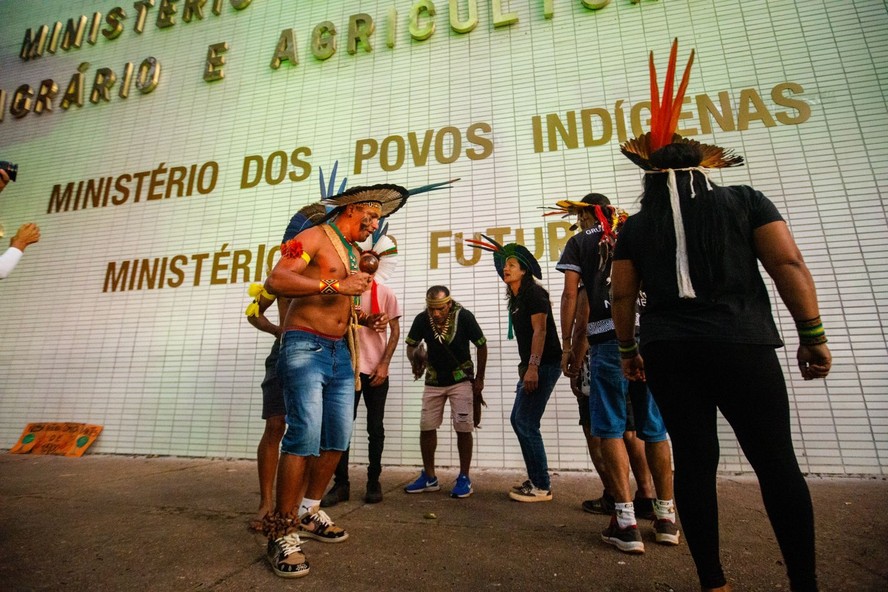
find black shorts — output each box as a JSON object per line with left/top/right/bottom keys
{"left": 261, "top": 339, "right": 286, "bottom": 419}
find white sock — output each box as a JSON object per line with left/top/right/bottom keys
{"left": 654, "top": 498, "right": 676, "bottom": 522}
{"left": 298, "top": 498, "right": 321, "bottom": 517}
{"left": 614, "top": 502, "right": 637, "bottom": 529}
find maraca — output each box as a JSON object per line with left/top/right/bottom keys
{"left": 359, "top": 252, "right": 379, "bottom": 274}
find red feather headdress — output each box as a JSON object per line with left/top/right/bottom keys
{"left": 620, "top": 39, "right": 744, "bottom": 171}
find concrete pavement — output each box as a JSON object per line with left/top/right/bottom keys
{"left": 1, "top": 455, "right": 886, "bottom": 591}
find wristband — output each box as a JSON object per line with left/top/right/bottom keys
{"left": 529, "top": 353, "right": 542, "bottom": 367}
{"left": 618, "top": 340, "right": 639, "bottom": 359}
{"left": 319, "top": 279, "right": 340, "bottom": 294}
{"left": 796, "top": 316, "right": 827, "bottom": 345}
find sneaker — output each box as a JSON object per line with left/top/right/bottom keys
{"left": 508, "top": 481, "right": 552, "bottom": 502}
{"left": 654, "top": 518, "right": 681, "bottom": 545}
{"left": 450, "top": 474, "right": 473, "bottom": 498}
{"left": 364, "top": 480, "right": 383, "bottom": 504}
{"left": 297, "top": 507, "right": 349, "bottom": 543}
{"left": 510, "top": 479, "right": 532, "bottom": 493}
{"left": 320, "top": 481, "right": 350, "bottom": 508}
{"left": 404, "top": 470, "right": 440, "bottom": 494}
{"left": 267, "top": 532, "right": 310, "bottom": 578}
{"left": 582, "top": 491, "right": 615, "bottom": 515}
{"left": 633, "top": 493, "right": 656, "bottom": 521}
{"left": 601, "top": 516, "right": 645, "bottom": 554}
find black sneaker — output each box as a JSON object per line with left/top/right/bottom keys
{"left": 633, "top": 493, "right": 656, "bottom": 521}
{"left": 601, "top": 516, "right": 645, "bottom": 554}
{"left": 320, "top": 481, "right": 350, "bottom": 508}
{"left": 654, "top": 518, "right": 681, "bottom": 545}
{"left": 364, "top": 480, "right": 383, "bottom": 504}
{"left": 582, "top": 491, "right": 615, "bottom": 515}
{"left": 510, "top": 479, "right": 532, "bottom": 493}
{"left": 267, "top": 532, "right": 310, "bottom": 578}
{"left": 508, "top": 481, "right": 552, "bottom": 502}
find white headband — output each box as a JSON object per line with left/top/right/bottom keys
{"left": 643, "top": 167, "right": 713, "bottom": 299}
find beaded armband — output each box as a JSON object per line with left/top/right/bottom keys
{"left": 618, "top": 340, "right": 639, "bottom": 359}
{"left": 319, "top": 279, "right": 340, "bottom": 294}
{"left": 796, "top": 317, "right": 827, "bottom": 345}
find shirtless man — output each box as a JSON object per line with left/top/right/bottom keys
{"left": 246, "top": 203, "right": 327, "bottom": 531}
{"left": 262, "top": 184, "right": 410, "bottom": 579}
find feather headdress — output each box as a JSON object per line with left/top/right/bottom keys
{"left": 620, "top": 39, "right": 744, "bottom": 171}
{"left": 281, "top": 161, "right": 347, "bottom": 243}
{"left": 355, "top": 220, "right": 399, "bottom": 284}
{"left": 320, "top": 177, "right": 459, "bottom": 223}
{"left": 466, "top": 235, "right": 542, "bottom": 340}
{"left": 620, "top": 40, "right": 745, "bottom": 299}
{"left": 465, "top": 235, "right": 542, "bottom": 281}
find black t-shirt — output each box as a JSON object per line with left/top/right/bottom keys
{"left": 406, "top": 304, "right": 487, "bottom": 386}
{"left": 509, "top": 283, "right": 562, "bottom": 367}
{"left": 556, "top": 227, "right": 617, "bottom": 343}
{"left": 614, "top": 184, "right": 784, "bottom": 347}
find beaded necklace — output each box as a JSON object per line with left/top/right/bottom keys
{"left": 428, "top": 302, "right": 460, "bottom": 343}
{"left": 328, "top": 220, "right": 361, "bottom": 308}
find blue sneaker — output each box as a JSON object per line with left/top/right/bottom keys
{"left": 450, "top": 474, "right": 473, "bottom": 498}
{"left": 404, "top": 470, "right": 440, "bottom": 494}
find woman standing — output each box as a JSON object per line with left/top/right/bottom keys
{"left": 611, "top": 42, "right": 831, "bottom": 591}
{"left": 468, "top": 238, "right": 562, "bottom": 502}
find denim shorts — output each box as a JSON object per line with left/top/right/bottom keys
{"left": 588, "top": 339, "right": 667, "bottom": 442}
{"left": 277, "top": 329, "right": 355, "bottom": 456}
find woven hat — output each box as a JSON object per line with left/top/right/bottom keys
{"left": 321, "top": 184, "right": 411, "bottom": 219}
{"left": 542, "top": 192, "right": 616, "bottom": 231}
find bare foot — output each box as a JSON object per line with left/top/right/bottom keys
{"left": 249, "top": 507, "right": 272, "bottom": 532}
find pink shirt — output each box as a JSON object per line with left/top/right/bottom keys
{"left": 358, "top": 282, "right": 402, "bottom": 375}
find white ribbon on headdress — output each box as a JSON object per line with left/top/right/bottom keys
{"left": 645, "top": 167, "right": 712, "bottom": 299}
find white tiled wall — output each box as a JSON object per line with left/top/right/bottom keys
{"left": 1, "top": 0, "right": 885, "bottom": 475}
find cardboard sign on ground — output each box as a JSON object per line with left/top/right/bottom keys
{"left": 9, "top": 423, "right": 103, "bottom": 457}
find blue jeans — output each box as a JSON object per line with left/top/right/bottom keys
{"left": 277, "top": 330, "right": 355, "bottom": 456}
{"left": 510, "top": 363, "right": 560, "bottom": 490}
{"left": 588, "top": 339, "right": 667, "bottom": 442}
